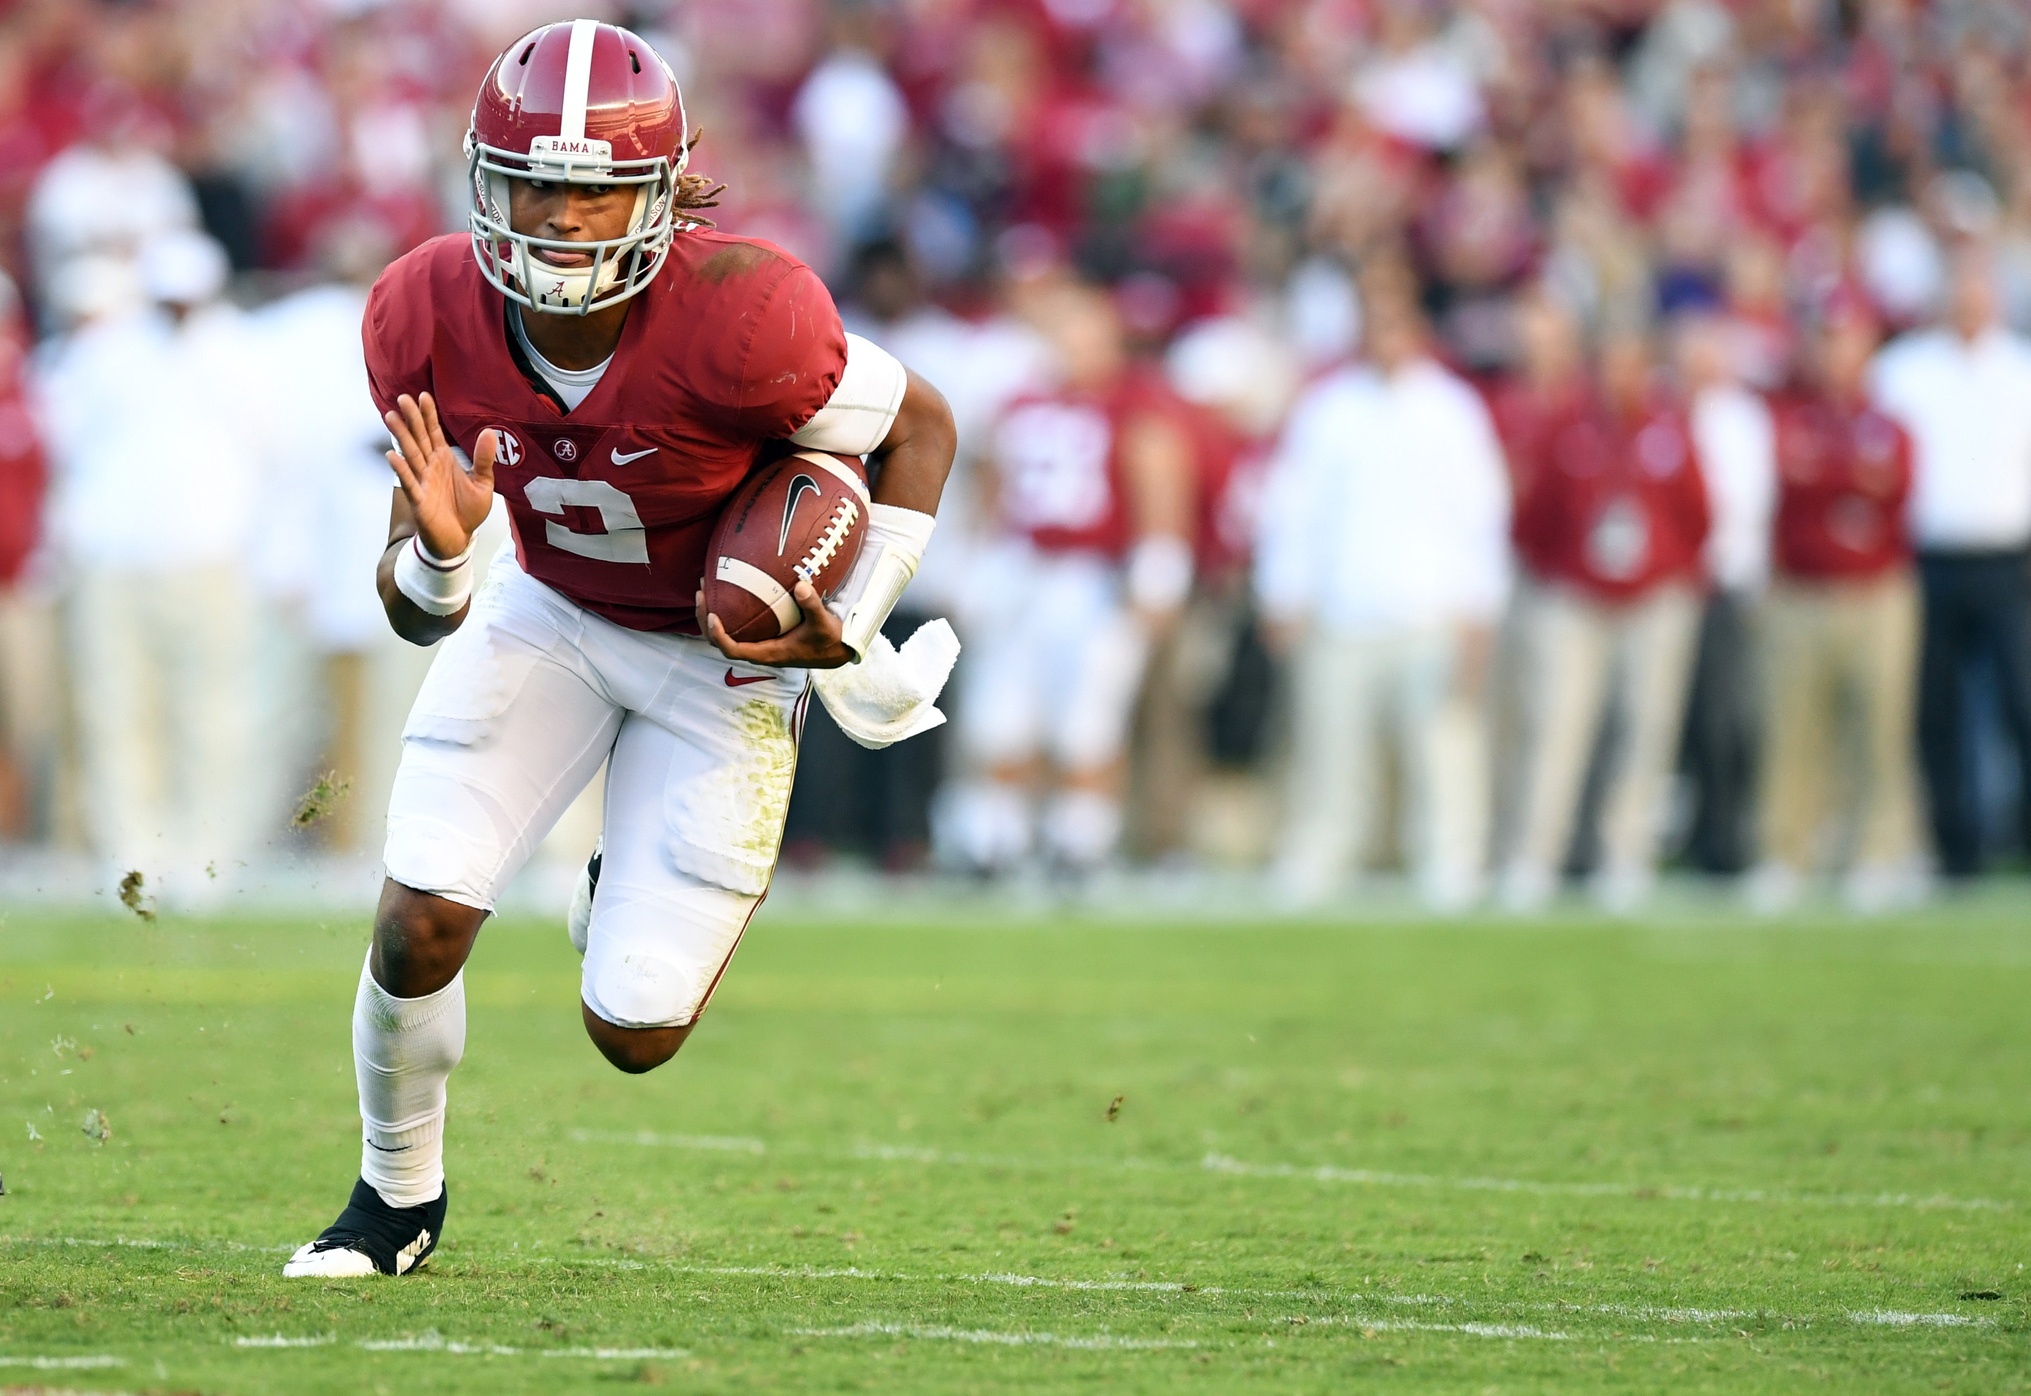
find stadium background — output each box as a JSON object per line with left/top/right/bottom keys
{"left": 0, "top": 0, "right": 2027, "bottom": 905}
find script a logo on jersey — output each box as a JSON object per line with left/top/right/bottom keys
{"left": 488, "top": 428, "right": 523, "bottom": 468}
{"left": 778, "top": 474, "right": 821, "bottom": 555}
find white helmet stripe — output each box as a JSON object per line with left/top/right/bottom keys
{"left": 559, "top": 18, "right": 598, "bottom": 141}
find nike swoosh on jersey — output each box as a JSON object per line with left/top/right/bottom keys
{"left": 724, "top": 669, "right": 772, "bottom": 688}
{"left": 610, "top": 446, "right": 657, "bottom": 465}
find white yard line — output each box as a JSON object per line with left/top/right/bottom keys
{"left": 792, "top": 1321, "right": 1194, "bottom": 1350}
{"left": 525, "top": 1257, "right": 1995, "bottom": 1333}
{"left": 1199, "top": 1154, "right": 2011, "bottom": 1213}
{"left": 1851, "top": 1311, "right": 1988, "bottom": 1327}
{"left": 568, "top": 1129, "right": 2013, "bottom": 1214}
{"left": 0, "top": 1354, "right": 127, "bottom": 1369}
{"left": 226, "top": 1330, "right": 688, "bottom": 1360}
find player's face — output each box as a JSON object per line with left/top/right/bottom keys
{"left": 508, "top": 178, "right": 638, "bottom": 269}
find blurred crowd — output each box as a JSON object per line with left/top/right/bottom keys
{"left": 1, "top": 0, "right": 2030, "bottom": 912}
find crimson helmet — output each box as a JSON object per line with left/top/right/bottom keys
{"left": 466, "top": 20, "right": 688, "bottom": 315}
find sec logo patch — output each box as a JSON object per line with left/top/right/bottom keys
{"left": 489, "top": 428, "right": 523, "bottom": 467}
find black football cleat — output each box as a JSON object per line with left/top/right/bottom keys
{"left": 282, "top": 1177, "right": 446, "bottom": 1277}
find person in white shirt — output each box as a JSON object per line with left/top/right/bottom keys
{"left": 1677, "top": 311, "right": 1775, "bottom": 874}
{"left": 34, "top": 230, "right": 262, "bottom": 896}
{"left": 1869, "top": 246, "right": 2031, "bottom": 878}
{"left": 1255, "top": 272, "right": 1510, "bottom": 908}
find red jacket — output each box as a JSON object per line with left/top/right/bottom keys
{"left": 1770, "top": 393, "right": 1911, "bottom": 581}
{"left": 0, "top": 317, "right": 45, "bottom": 587}
{"left": 1504, "top": 386, "right": 1710, "bottom": 603}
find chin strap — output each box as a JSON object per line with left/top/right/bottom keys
{"left": 828, "top": 503, "right": 936, "bottom": 662}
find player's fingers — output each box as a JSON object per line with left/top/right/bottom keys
{"left": 790, "top": 580, "right": 840, "bottom": 635}
{"left": 385, "top": 447, "right": 423, "bottom": 499}
{"left": 384, "top": 409, "right": 427, "bottom": 479}
{"left": 703, "top": 612, "right": 749, "bottom": 659}
{"left": 395, "top": 395, "right": 434, "bottom": 471}
{"left": 419, "top": 391, "right": 449, "bottom": 454}
{"left": 470, "top": 428, "right": 498, "bottom": 488}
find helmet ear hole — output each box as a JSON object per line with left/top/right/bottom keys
{"left": 628, "top": 48, "right": 641, "bottom": 74}
{"left": 518, "top": 42, "right": 535, "bottom": 64}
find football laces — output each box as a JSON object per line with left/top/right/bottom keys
{"left": 793, "top": 500, "right": 860, "bottom": 585}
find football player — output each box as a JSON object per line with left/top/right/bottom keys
{"left": 940, "top": 279, "right": 1193, "bottom": 875}
{"left": 284, "top": 21, "right": 955, "bottom": 1277}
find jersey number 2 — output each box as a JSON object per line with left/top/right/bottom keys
{"left": 524, "top": 478, "right": 649, "bottom": 564}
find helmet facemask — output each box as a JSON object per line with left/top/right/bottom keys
{"left": 466, "top": 135, "right": 685, "bottom": 315}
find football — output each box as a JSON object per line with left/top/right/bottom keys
{"left": 702, "top": 449, "right": 871, "bottom": 643}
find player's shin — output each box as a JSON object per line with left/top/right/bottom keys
{"left": 353, "top": 953, "right": 466, "bottom": 1207}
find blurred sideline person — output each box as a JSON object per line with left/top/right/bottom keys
{"left": 251, "top": 222, "right": 440, "bottom": 854}
{"left": 1255, "top": 271, "right": 1509, "bottom": 908}
{"left": 1870, "top": 247, "right": 2031, "bottom": 880}
{"left": 1127, "top": 313, "right": 1293, "bottom": 862}
{"left": 1486, "top": 288, "right": 1587, "bottom": 870}
{"left": 942, "top": 280, "right": 1195, "bottom": 875}
{"left": 1751, "top": 295, "right": 1921, "bottom": 913}
{"left": 1676, "top": 312, "right": 1774, "bottom": 874}
{"left": 1498, "top": 325, "right": 1710, "bottom": 913}
{"left": 791, "top": 239, "right": 1051, "bottom": 867}
{"left": 35, "top": 229, "right": 261, "bottom": 894}
{"left": 0, "top": 267, "right": 56, "bottom": 841}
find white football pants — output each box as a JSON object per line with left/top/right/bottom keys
{"left": 383, "top": 553, "right": 806, "bottom": 1029}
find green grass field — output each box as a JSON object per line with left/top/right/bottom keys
{"left": 2, "top": 893, "right": 2029, "bottom": 1393}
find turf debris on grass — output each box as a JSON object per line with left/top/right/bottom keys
{"left": 0, "top": 900, "right": 2028, "bottom": 1393}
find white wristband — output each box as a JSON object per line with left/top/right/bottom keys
{"left": 829, "top": 503, "right": 936, "bottom": 661}
{"left": 1126, "top": 534, "right": 1194, "bottom": 612}
{"left": 392, "top": 535, "right": 474, "bottom": 616}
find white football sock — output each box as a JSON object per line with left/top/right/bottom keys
{"left": 352, "top": 953, "right": 465, "bottom": 1208}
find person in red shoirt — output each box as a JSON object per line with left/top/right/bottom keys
{"left": 1749, "top": 294, "right": 1920, "bottom": 913}
{"left": 283, "top": 21, "right": 957, "bottom": 1278}
{"left": 1497, "top": 321, "right": 1711, "bottom": 913}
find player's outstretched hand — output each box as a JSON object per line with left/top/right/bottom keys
{"left": 698, "top": 578, "right": 853, "bottom": 670}
{"left": 385, "top": 392, "right": 497, "bottom": 560}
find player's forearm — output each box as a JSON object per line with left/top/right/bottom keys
{"left": 378, "top": 534, "right": 470, "bottom": 645}
{"left": 866, "top": 369, "right": 955, "bottom": 513}
{"left": 379, "top": 491, "right": 469, "bottom": 644}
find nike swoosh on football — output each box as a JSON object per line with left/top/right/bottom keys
{"left": 724, "top": 669, "right": 771, "bottom": 688}
{"left": 610, "top": 446, "right": 657, "bottom": 465}
{"left": 778, "top": 474, "right": 821, "bottom": 554}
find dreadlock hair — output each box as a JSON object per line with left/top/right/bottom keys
{"left": 672, "top": 129, "right": 726, "bottom": 222}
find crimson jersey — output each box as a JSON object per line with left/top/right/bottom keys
{"left": 364, "top": 232, "right": 847, "bottom": 633}
{"left": 1770, "top": 394, "right": 1911, "bottom": 581}
{"left": 991, "top": 371, "right": 1173, "bottom": 558}
{"left": 1506, "top": 388, "right": 1711, "bottom": 603}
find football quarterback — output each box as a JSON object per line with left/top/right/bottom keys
{"left": 284, "top": 19, "right": 956, "bottom": 1278}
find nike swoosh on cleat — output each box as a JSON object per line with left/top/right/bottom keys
{"left": 610, "top": 446, "right": 657, "bottom": 465}
{"left": 724, "top": 669, "right": 771, "bottom": 688}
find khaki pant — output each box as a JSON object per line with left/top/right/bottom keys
{"left": 68, "top": 564, "right": 256, "bottom": 877}
{"left": 0, "top": 586, "right": 71, "bottom": 842}
{"left": 1758, "top": 571, "right": 1919, "bottom": 872}
{"left": 1274, "top": 624, "right": 1486, "bottom": 904}
{"left": 1504, "top": 581, "right": 1701, "bottom": 887}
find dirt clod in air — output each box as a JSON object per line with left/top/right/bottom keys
{"left": 1105, "top": 1094, "right": 1125, "bottom": 1123}
{"left": 116, "top": 871, "right": 156, "bottom": 921}
{"left": 81, "top": 1108, "right": 112, "bottom": 1144}
{"left": 293, "top": 771, "right": 352, "bottom": 828}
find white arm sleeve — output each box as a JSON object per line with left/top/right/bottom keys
{"left": 790, "top": 332, "right": 909, "bottom": 456}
